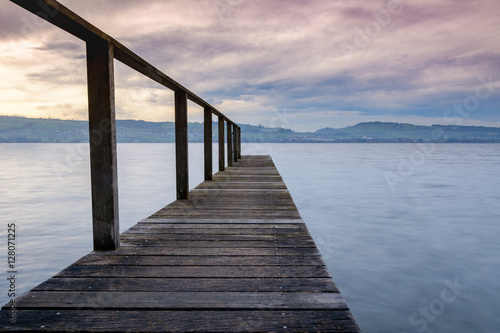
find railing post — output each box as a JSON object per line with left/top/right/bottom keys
{"left": 232, "top": 123, "right": 238, "bottom": 162}
{"left": 238, "top": 127, "right": 242, "bottom": 159}
{"left": 227, "top": 121, "right": 233, "bottom": 167}
{"left": 175, "top": 90, "right": 189, "bottom": 200}
{"left": 86, "top": 37, "right": 119, "bottom": 251}
{"left": 204, "top": 106, "right": 213, "bottom": 181}
{"left": 218, "top": 115, "right": 225, "bottom": 171}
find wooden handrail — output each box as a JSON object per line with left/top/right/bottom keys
{"left": 10, "top": 0, "right": 241, "bottom": 251}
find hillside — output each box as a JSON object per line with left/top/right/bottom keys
{"left": 1, "top": 116, "right": 499, "bottom": 143}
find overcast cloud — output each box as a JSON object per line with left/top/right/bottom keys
{"left": 1, "top": 0, "right": 499, "bottom": 131}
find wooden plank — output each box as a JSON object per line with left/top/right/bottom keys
{"left": 175, "top": 90, "right": 188, "bottom": 200}
{"left": 237, "top": 127, "right": 242, "bottom": 158}
{"left": 54, "top": 265, "right": 332, "bottom": 278}
{"left": 86, "top": 37, "right": 119, "bottom": 251}
{"left": 232, "top": 123, "right": 238, "bottom": 162}
{"left": 195, "top": 182, "right": 287, "bottom": 189}
{"left": 121, "top": 232, "right": 312, "bottom": 240}
{"left": 33, "top": 277, "right": 339, "bottom": 292}
{"left": 119, "top": 239, "right": 315, "bottom": 248}
{"left": 164, "top": 200, "right": 294, "bottom": 209}
{"left": 148, "top": 211, "right": 302, "bottom": 219}
{"left": 120, "top": 233, "right": 311, "bottom": 241}
{"left": 73, "top": 254, "right": 325, "bottom": 266}
{"left": 0, "top": 310, "right": 360, "bottom": 332}
{"left": 133, "top": 221, "right": 304, "bottom": 227}
{"left": 218, "top": 115, "right": 225, "bottom": 171}
{"left": 217, "top": 170, "right": 280, "bottom": 175}
{"left": 86, "top": 246, "right": 321, "bottom": 256}
{"left": 203, "top": 106, "right": 213, "bottom": 180}
{"left": 12, "top": 291, "right": 347, "bottom": 310}
{"left": 130, "top": 222, "right": 307, "bottom": 229}
{"left": 227, "top": 121, "right": 233, "bottom": 167}
{"left": 211, "top": 176, "right": 284, "bottom": 182}
{"left": 139, "top": 218, "right": 304, "bottom": 224}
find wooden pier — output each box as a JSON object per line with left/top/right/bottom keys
{"left": 4, "top": 1, "right": 360, "bottom": 331}
{"left": 2, "top": 155, "right": 359, "bottom": 332}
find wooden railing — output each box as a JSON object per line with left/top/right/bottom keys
{"left": 10, "top": 0, "right": 241, "bottom": 251}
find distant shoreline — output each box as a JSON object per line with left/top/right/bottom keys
{"left": 1, "top": 116, "right": 500, "bottom": 143}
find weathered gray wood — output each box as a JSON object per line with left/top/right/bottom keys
{"left": 227, "top": 121, "right": 233, "bottom": 167}
{"left": 86, "top": 37, "right": 119, "bottom": 251}
{"left": 12, "top": 291, "right": 347, "bottom": 310}
{"left": 194, "top": 182, "right": 287, "bottom": 189}
{"left": 238, "top": 127, "right": 242, "bottom": 158}
{"left": 218, "top": 115, "right": 225, "bottom": 171}
{"left": 73, "top": 254, "right": 324, "bottom": 266}
{"left": 34, "top": 277, "right": 338, "bottom": 292}
{"left": 140, "top": 218, "right": 304, "bottom": 223}
{"left": 120, "top": 233, "right": 310, "bottom": 241}
{"left": 125, "top": 228, "right": 307, "bottom": 236}
{"left": 175, "top": 90, "right": 188, "bottom": 200}
{"left": 55, "top": 265, "right": 331, "bottom": 278}
{"left": 85, "top": 246, "right": 321, "bottom": 256}
{"left": 233, "top": 123, "right": 238, "bottom": 162}
{"left": 132, "top": 222, "right": 306, "bottom": 229}
{"left": 204, "top": 106, "right": 213, "bottom": 180}
{"left": 0, "top": 310, "right": 360, "bottom": 332}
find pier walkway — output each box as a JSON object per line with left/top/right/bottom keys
{"left": 2, "top": 155, "right": 359, "bottom": 332}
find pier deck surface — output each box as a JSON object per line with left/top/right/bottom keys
{"left": 1, "top": 155, "right": 359, "bottom": 332}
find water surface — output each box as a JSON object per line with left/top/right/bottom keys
{"left": 1, "top": 143, "right": 499, "bottom": 332}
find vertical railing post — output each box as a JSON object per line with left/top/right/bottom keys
{"left": 86, "top": 37, "right": 119, "bottom": 251}
{"left": 204, "top": 106, "right": 213, "bottom": 181}
{"left": 232, "top": 123, "right": 238, "bottom": 162}
{"left": 218, "top": 115, "right": 225, "bottom": 171}
{"left": 238, "top": 127, "right": 242, "bottom": 159}
{"left": 227, "top": 121, "right": 233, "bottom": 167}
{"left": 175, "top": 90, "right": 189, "bottom": 200}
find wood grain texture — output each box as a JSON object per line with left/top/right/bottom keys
{"left": 1, "top": 155, "right": 359, "bottom": 332}
{"left": 1, "top": 310, "right": 360, "bottom": 332}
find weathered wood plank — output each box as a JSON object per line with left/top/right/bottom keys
{"left": 120, "top": 233, "right": 311, "bottom": 242}
{"left": 204, "top": 106, "right": 213, "bottom": 181}
{"left": 98, "top": 246, "right": 321, "bottom": 256}
{"left": 129, "top": 221, "right": 304, "bottom": 227}
{"left": 54, "top": 265, "right": 332, "bottom": 278}
{"left": 175, "top": 89, "right": 188, "bottom": 200}
{"left": 226, "top": 121, "right": 233, "bottom": 167}
{"left": 0, "top": 310, "right": 360, "bottom": 332}
{"left": 33, "top": 277, "right": 339, "bottom": 292}
{"left": 139, "top": 219, "right": 304, "bottom": 224}
{"left": 73, "top": 254, "right": 325, "bottom": 266}
{"left": 119, "top": 239, "right": 315, "bottom": 248}
{"left": 86, "top": 37, "right": 120, "bottom": 252}
{"left": 195, "top": 182, "right": 287, "bottom": 189}
{"left": 12, "top": 291, "right": 347, "bottom": 310}
{"left": 123, "top": 224, "right": 309, "bottom": 232}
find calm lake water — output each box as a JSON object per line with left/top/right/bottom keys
{"left": 1, "top": 143, "right": 499, "bottom": 332}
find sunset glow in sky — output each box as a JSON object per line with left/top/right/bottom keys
{"left": 1, "top": 0, "right": 499, "bottom": 131}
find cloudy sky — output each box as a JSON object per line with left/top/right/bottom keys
{"left": 1, "top": 0, "right": 499, "bottom": 131}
